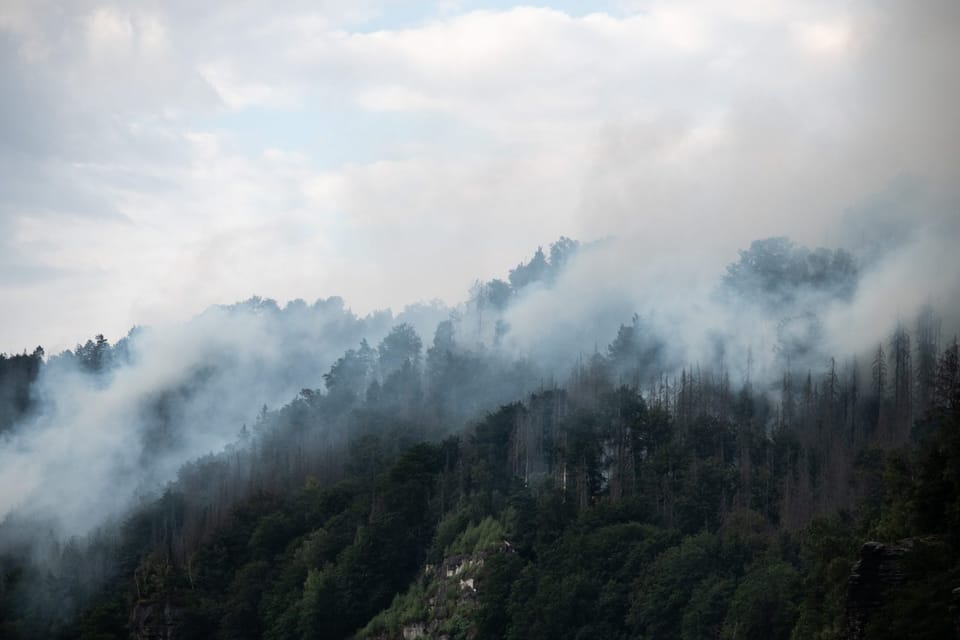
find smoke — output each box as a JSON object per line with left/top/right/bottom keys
{"left": 4, "top": 208, "right": 955, "bottom": 547}
{"left": 0, "top": 297, "right": 448, "bottom": 539}
{"left": 488, "top": 0, "right": 960, "bottom": 384}
{"left": 493, "top": 188, "right": 960, "bottom": 393}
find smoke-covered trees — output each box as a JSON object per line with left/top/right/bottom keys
{"left": 377, "top": 323, "right": 422, "bottom": 376}
{"left": 322, "top": 339, "right": 376, "bottom": 402}
{"left": 723, "top": 237, "right": 858, "bottom": 308}
{"left": 932, "top": 339, "right": 959, "bottom": 418}
{"left": 508, "top": 246, "right": 549, "bottom": 290}
{"left": 546, "top": 236, "right": 578, "bottom": 279}
{"left": 508, "top": 236, "right": 580, "bottom": 290}
{"left": 471, "top": 236, "right": 581, "bottom": 329}
{"left": 74, "top": 334, "right": 112, "bottom": 372}
{"left": 482, "top": 279, "right": 512, "bottom": 311}
{"left": 372, "top": 324, "right": 424, "bottom": 414}
{"left": 890, "top": 325, "right": 913, "bottom": 441}
{"left": 915, "top": 306, "right": 940, "bottom": 418}
{"left": 607, "top": 314, "right": 667, "bottom": 385}
{"left": 0, "top": 236, "right": 957, "bottom": 639}
{"left": 873, "top": 342, "right": 888, "bottom": 397}
{"left": 0, "top": 346, "right": 43, "bottom": 433}
{"left": 774, "top": 312, "right": 824, "bottom": 366}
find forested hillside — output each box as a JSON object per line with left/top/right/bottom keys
{"left": 1, "top": 238, "right": 958, "bottom": 639}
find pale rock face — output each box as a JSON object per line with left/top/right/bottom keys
{"left": 402, "top": 622, "right": 427, "bottom": 639}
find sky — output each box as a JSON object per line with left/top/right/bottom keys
{"left": 1, "top": 0, "right": 958, "bottom": 355}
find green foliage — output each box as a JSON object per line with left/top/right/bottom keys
{"left": 430, "top": 507, "right": 473, "bottom": 563}
{"left": 219, "top": 560, "right": 271, "bottom": 640}
{"left": 681, "top": 575, "right": 734, "bottom": 640}
{"left": 475, "top": 552, "right": 525, "bottom": 639}
{"left": 630, "top": 532, "right": 724, "bottom": 638}
{"left": 248, "top": 512, "right": 295, "bottom": 559}
{"left": 14, "top": 319, "right": 960, "bottom": 640}
{"left": 448, "top": 517, "right": 505, "bottom": 555}
{"left": 357, "top": 579, "right": 428, "bottom": 638}
{"left": 296, "top": 567, "right": 336, "bottom": 639}
{"left": 790, "top": 514, "right": 859, "bottom": 640}
{"left": 77, "top": 599, "right": 126, "bottom": 640}
{"left": 378, "top": 323, "right": 423, "bottom": 375}
{"left": 721, "top": 561, "right": 800, "bottom": 640}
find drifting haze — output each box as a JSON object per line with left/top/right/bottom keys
{"left": 0, "top": 297, "right": 454, "bottom": 535}
{"left": 0, "top": 222, "right": 955, "bottom": 542}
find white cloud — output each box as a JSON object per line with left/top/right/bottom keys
{"left": 85, "top": 7, "right": 135, "bottom": 54}
{"left": 793, "top": 20, "right": 853, "bottom": 55}
{"left": 355, "top": 84, "right": 450, "bottom": 111}
{"left": 0, "top": 0, "right": 957, "bottom": 357}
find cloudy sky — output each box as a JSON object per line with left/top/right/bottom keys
{"left": 1, "top": 0, "right": 958, "bottom": 354}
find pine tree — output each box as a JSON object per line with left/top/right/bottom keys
{"left": 872, "top": 343, "right": 887, "bottom": 397}
{"left": 890, "top": 326, "right": 913, "bottom": 439}
{"left": 915, "top": 306, "right": 940, "bottom": 417}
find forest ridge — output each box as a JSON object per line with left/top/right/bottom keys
{"left": 0, "top": 236, "right": 957, "bottom": 639}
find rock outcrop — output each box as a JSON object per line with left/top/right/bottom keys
{"left": 843, "top": 540, "right": 913, "bottom": 639}
{"left": 362, "top": 543, "right": 512, "bottom": 640}
{"left": 841, "top": 538, "right": 958, "bottom": 640}
{"left": 129, "top": 598, "right": 183, "bottom": 640}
